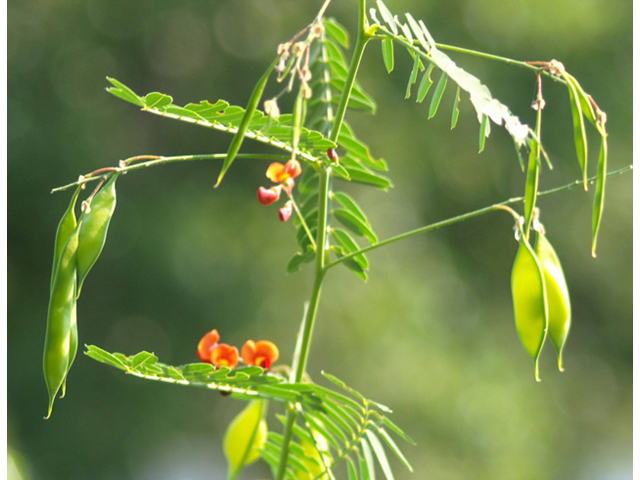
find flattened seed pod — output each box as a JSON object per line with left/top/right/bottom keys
{"left": 224, "top": 400, "right": 268, "bottom": 478}
{"left": 511, "top": 237, "right": 548, "bottom": 381}
{"left": 77, "top": 174, "right": 119, "bottom": 295}
{"left": 535, "top": 232, "right": 571, "bottom": 371}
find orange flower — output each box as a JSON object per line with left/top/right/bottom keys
{"left": 197, "top": 329, "right": 220, "bottom": 363}
{"left": 242, "top": 340, "right": 280, "bottom": 369}
{"left": 266, "top": 160, "right": 302, "bottom": 184}
{"left": 211, "top": 344, "right": 239, "bottom": 369}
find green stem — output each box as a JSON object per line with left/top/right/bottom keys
{"left": 325, "top": 166, "right": 633, "bottom": 269}
{"left": 329, "top": 0, "right": 370, "bottom": 143}
{"left": 275, "top": 168, "right": 330, "bottom": 480}
{"left": 50, "top": 153, "right": 291, "bottom": 193}
{"left": 276, "top": 1, "right": 370, "bottom": 477}
{"left": 374, "top": 29, "right": 566, "bottom": 84}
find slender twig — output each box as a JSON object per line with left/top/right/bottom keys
{"left": 373, "top": 27, "right": 567, "bottom": 85}
{"left": 50, "top": 153, "right": 291, "bottom": 194}
{"left": 289, "top": 195, "right": 316, "bottom": 250}
{"left": 325, "top": 165, "right": 632, "bottom": 269}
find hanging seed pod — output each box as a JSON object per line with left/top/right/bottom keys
{"left": 511, "top": 236, "right": 548, "bottom": 381}
{"left": 43, "top": 225, "right": 81, "bottom": 418}
{"left": 224, "top": 400, "right": 268, "bottom": 479}
{"left": 77, "top": 174, "right": 119, "bottom": 296}
{"left": 535, "top": 232, "right": 571, "bottom": 371}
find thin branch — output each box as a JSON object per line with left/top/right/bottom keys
{"left": 50, "top": 153, "right": 291, "bottom": 194}
{"left": 325, "top": 165, "right": 632, "bottom": 270}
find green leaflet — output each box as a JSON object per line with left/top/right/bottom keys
{"left": 106, "top": 77, "right": 336, "bottom": 163}
{"left": 365, "top": 430, "right": 394, "bottom": 480}
{"left": 369, "top": 7, "right": 532, "bottom": 149}
{"left": 562, "top": 72, "right": 589, "bottom": 190}
{"left": 592, "top": 131, "right": 608, "bottom": 257}
{"left": 416, "top": 64, "right": 434, "bottom": 104}
{"left": 323, "top": 17, "right": 350, "bottom": 48}
{"left": 216, "top": 57, "right": 278, "bottom": 187}
{"left": 381, "top": 38, "right": 394, "bottom": 73}
{"left": 451, "top": 86, "right": 461, "bottom": 129}
{"left": 428, "top": 72, "right": 448, "bottom": 119}
{"left": 405, "top": 52, "right": 424, "bottom": 99}
{"left": 478, "top": 114, "right": 489, "bottom": 153}
{"left": 333, "top": 209, "right": 378, "bottom": 244}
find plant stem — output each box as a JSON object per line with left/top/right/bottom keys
{"left": 325, "top": 165, "right": 633, "bottom": 269}
{"left": 50, "top": 153, "right": 291, "bottom": 193}
{"left": 276, "top": 1, "right": 371, "bottom": 477}
{"left": 329, "top": 0, "right": 370, "bottom": 143}
{"left": 275, "top": 168, "right": 329, "bottom": 480}
{"left": 374, "top": 27, "right": 566, "bottom": 84}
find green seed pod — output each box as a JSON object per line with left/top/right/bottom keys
{"left": 77, "top": 174, "right": 118, "bottom": 296}
{"left": 50, "top": 186, "right": 82, "bottom": 398}
{"left": 43, "top": 225, "right": 80, "bottom": 418}
{"left": 535, "top": 232, "right": 571, "bottom": 371}
{"left": 224, "top": 399, "right": 268, "bottom": 478}
{"left": 511, "top": 237, "right": 548, "bottom": 381}
{"left": 51, "top": 186, "right": 82, "bottom": 288}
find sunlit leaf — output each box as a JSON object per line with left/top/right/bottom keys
{"left": 451, "top": 85, "right": 461, "bottom": 129}
{"left": 416, "top": 64, "right": 434, "bottom": 104}
{"left": 324, "top": 17, "right": 350, "bottom": 49}
{"left": 333, "top": 209, "right": 378, "bottom": 244}
{"left": 365, "top": 430, "right": 394, "bottom": 480}
{"left": 592, "top": 131, "right": 608, "bottom": 257}
{"left": 428, "top": 72, "right": 448, "bottom": 119}
{"left": 381, "top": 38, "right": 394, "bottom": 73}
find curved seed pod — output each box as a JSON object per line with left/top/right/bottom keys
{"left": 43, "top": 225, "right": 80, "bottom": 418}
{"left": 49, "top": 186, "right": 82, "bottom": 399}
{"left": 535, "top": 233, "right": 571, "bottom": 371}
{"left": 511, "top": 237, "right": 548, "bottom": 381}
{"left": 51, "top": 185, "right": 82, "bottom": 288}
{"left": 224, "top": 400, "right": 268, "bottom": 478}
{"left": 77, "top": 174, "right": 119, "bottom": 296}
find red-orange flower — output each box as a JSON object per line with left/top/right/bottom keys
{"left": 278, "top": 201, "right": 293, "bottom": 222}
{"left": 242, "top": 340, "right": 280, "bottom": 369}
{"left": 266, "top": 160, "right": 302, "bottom": 184}
{"left": 197, "top": 329, "right": 220, "bottom": 363}
{"left": 256, "top": 186, "right": 281, "bottom": 206}
{"left": 211, "top": 344, "right": 239, "bottom": 368}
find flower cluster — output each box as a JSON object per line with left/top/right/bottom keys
{"left": 197, "top": 329, "right": 279, "bottom": 370}
{"left": 256, "top": 159, "right": 301, "bottom": 222}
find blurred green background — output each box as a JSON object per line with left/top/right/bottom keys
{"left": 8, "top": 0, "right": 632, "bottom": 479}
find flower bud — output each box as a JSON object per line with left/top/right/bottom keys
{"left": 279, "top": 201, "right": 293, "bottom": 223}
{"left": 327, "top": 148, "right": 338, "bottom": 163}
{"left": 256, "top": 186, "right": 280, "bottom": 206}
{"left": 264, "top": 98, "right": 280, "bottom": 120}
